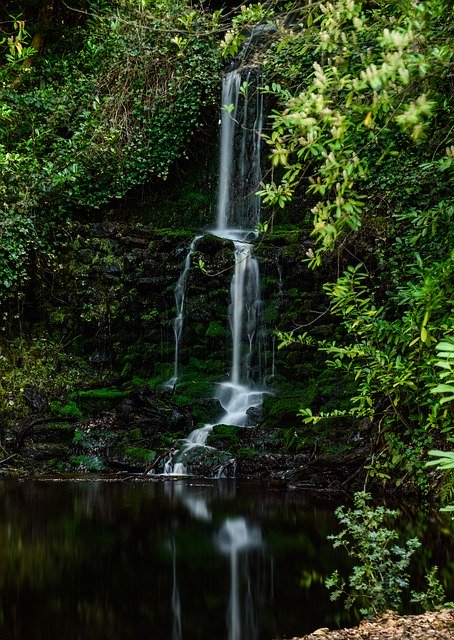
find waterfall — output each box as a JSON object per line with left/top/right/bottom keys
{"left": 161, "top": 66, "right": 267, "bottom": 475}
{"left": 215, "top": 68, "right": 264, "bottom": 236}
{"left": 166, "top": 236, "right": 201, "bottom": 388}
{"left": 217, "top": 71, "right": 242, "bottom": 233}
{"left": 212, "top": 67, "right": 265, "bottom": 428}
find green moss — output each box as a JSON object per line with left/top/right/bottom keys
{"left": 173, "top": 371, "right": 217, "bottom": 405}
{"left": 69, "top": 455, "right": 104, "bottom": 471}
{"left": 157, "top": 433, "right": 183, "bottom": 449}
{"left": 205, "top": 320, "right": 228, "bottom": 338}
{"left": 50, "top": 400, "right": 83, "bottom": 419}
{"left": 146, "top": 367, "right": 175, "bottom": 389}
{"left": 124, "top": 446, "right": 156, "bottom": 464}
{"left": 71, "top": 388, "right": 131, "bottom": 413}
{"left": 263, "top": 393, "right": 313, "bottom": 430}
{"left": 74, "top": 389, "right": 130, "bottom": 399}
{"left": 187, "top": 357, "right": 225, "bottom": 374}
{"left": 237, "top": 447, "right": 259, "bottom": 458}
{"left": 206, "top": 424, "right": 239, "bottom": 451}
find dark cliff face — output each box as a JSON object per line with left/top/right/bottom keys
{"left": 1, "top": 193, "right": 374, "bottom": 489}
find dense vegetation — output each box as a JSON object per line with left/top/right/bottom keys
{"left": 0, "top": 1, "right": 453, "bottom": 500}
{"left": 0, "top": 0, "right": 220, "bottom": 319}
{"left": 0, "top": 0, "right": 221, "bottom": 415}
{"left": 244, "top": 0, "right": 454, "bottom": 495}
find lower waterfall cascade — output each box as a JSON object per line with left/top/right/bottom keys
{"left": 158, "top": 66, "right": 268, "bottom": 476}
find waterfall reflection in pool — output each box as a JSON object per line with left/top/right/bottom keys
{"left": 0, "top": 478, "right": 452, "bottom": 640}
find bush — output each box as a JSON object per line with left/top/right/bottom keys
{"left": 326, "top": 492, "right": 421, "bottom": 617}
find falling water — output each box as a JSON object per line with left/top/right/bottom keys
{"left": 216, "top": 68, "right": 264, "bottom": 236}
{"left": 166, "top": 236, "right": 201, "bottom": 388}
{"left": 161, "top": 66, "right": 266, "bottom": 474}
{"left": 217, "top": 71, "right": 242, "bottom": 234}
{"left": 212, "top": 67, "right": 266, "bottom": 428}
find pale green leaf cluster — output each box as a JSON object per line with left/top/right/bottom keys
{"left": 257, "top": 0, "right": 453, "bottom": 264}
{"left": 220, "top": 3, "right": 274, "bottom": 58}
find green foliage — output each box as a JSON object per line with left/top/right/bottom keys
{"left": 326, "top": 492, "right": 421, "bottom": 617}
{"left": 205, "top": 320, "right": 228, "bottom": 338}
{"left": 69, "top": 454, "right": 104, "bottom": 472}
{"left": 410, "top": 567, "right": 449, "bottom": 611}
{"left": 0, "top": 14, "right": 36, "bottom": 69}
{"left": 220, "top": 3, "right": 274, "bottom": 59}
{"left": 430, "top": 338, "right": 454, "bottom": 404}
{"left": 0, "top": 0, "right": 221, "bottom": 315}
{"left": 281, "top": 224, "right": 453, "bottom": 486}
{"left": 0, "top": 337, "right": 95, "bottom": 419}
{"left": 426, "top": 339, "right": 454, "bottom": 515}
{"left": 254, "top": 0, "right": 454, "bottom": 265}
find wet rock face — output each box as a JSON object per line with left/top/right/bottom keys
{"left": 37, "top": 218, "right": 340, "bottom": 408}
{"left": 7, "top": 213, "right": 367, "bottom": 486}
{"left": 177, "top": 445, "right": 232, "bottom": 477}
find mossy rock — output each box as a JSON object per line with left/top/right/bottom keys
{"left": 236, "top": 446, "right": 260, "bottom": 459}
{"left": 206, "top": 424, "right": 239, "bottom": 452}
{"left": 179, "top": 445, "right": 232, "bottom": 476}
{"left": 50, "top": 400, "right": 83, "bottom": 419}
{"left": 262, "top": 394, "right": 307, "bottom": 430}
{"left": 68, "top": 454, "right": 105, "bottom": 472}
{"left": 253, "top": 429, "right": 283, "bottom": 451}
{"left": 191, "top": 398, "right": 223, "bottom": 424}
{"left": 32, "top": 422, "right": 77, "bottom": 445}
{"left": 173, "top": 373, "right": 217, "bottom": 405}
{"left": 71, "top": 388, "right": 131, "bottom": 414}
{"left": 108, "top": 443, "right": 156, "bottom": 470}
{"left": 21, "top": 443, "right": 71, "bottom": 462}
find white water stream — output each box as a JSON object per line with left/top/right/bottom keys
{"left": 162, "top": 67, "right": 267, "bottom": 475}
{"left": 166, "top": 236, "right": 202, "bottom": 389}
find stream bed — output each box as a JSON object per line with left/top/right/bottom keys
{"left": 0, "top": 478, "right": 453, "bottom": 640}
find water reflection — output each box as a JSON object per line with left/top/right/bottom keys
{"left": 0, "top": 478, "right": 452, "bottom": 640}
{"left": 216, "top": 518, "right": 263, "bottom": 640}
{"left": 168, "top": 539, "right": 182, "bottom": 640}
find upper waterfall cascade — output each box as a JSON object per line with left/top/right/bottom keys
{"left": 215, "top": 68, "right": 264, "bottom": 237}
{"left": 162, "top": 67, "right": 267, "bottom": 475}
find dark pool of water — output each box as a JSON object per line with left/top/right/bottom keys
{"left": 0, "top": 478, "right": 453, "bottom": 640}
